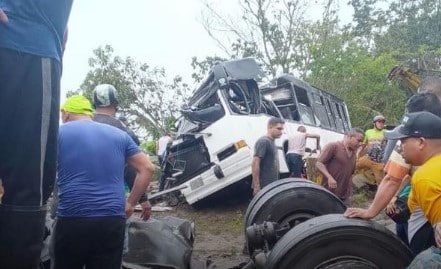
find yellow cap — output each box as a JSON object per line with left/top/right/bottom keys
{"left": 61, "top": 95, "right": 94, "bottom": 116}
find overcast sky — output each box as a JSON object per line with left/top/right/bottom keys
{"left": 61, "top": 0, "right": 352, "bottom": 99}
{"left": 61, "top": 0, "right": 231, "bottom": 98}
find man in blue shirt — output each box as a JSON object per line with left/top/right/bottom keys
{"left": 0, "top": 2, "right": 73, "bottom": 268}
{"left": 53, "top": 95, "right": 155, "bottom": 269}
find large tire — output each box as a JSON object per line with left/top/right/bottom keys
{"left": 244, "top": 178, "right": 345, "bottom": 255}
{"left": 245, "top": 178, "right": 345, "bottom": 228}
{"left": 266, "top": 214, "right": 413, "bottom": 269}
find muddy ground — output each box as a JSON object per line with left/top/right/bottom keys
{"left": 153, "top": 201, "right": 251, "bottom": 268}
{"left": 149, "top": 185, "right": 395, "bottom": 269}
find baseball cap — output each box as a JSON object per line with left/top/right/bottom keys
{"left": 385, "top": 111, "right": 441, "bottom": 140}
{"left": 61, "top": 95, "right": 94, "bottom": 116}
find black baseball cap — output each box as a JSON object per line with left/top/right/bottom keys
{"left": 385, "top": 111, "right": 441, "bottom": 140}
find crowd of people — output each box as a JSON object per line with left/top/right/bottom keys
{"left": 251, "top": 77, "right": 441, "bottom": 266}
{"left": 1, "top": 2, "right": 441, "bottom": 268}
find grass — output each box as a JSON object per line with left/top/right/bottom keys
{"left": 351, "top": 185, "right": 376, "bottom": 207}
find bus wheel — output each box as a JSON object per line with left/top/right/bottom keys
{"left": 266, "top": 214, "right": 413, "bottom": 269}
{"left": 244, "top": 178, "right": 346, "bottom": 255}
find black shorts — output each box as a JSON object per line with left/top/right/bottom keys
{"left": 52, "top": 216, "right": 126, "bottom": 269}
{"left": 410, "top": 221, "right": 436, "bottom": 255}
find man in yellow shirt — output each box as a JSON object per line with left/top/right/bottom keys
{"left": 364, "top": 115, "right": 386, "bottom": 143}
{"left": 355, "top": 115, "right": 386, "bottom": 185}
{"left": 384, "top": 111, "right": 441, "bottom": 255}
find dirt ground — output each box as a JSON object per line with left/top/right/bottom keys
{"left": 153, "top": 201, "right": 251, "bottom": 268}
{"left": 149, "top": 184, "right": 395, "bottom": 269}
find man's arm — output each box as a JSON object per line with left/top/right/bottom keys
{"left": 344, "top": 174, "right": 401, "bottom": 219}
{"left": 306, "top": 133, "right": 321, "bottom": 150}
{"left": 126, "top": 152, "right": 155, "bottom": 219}
{"left": 0, "top": 9, "right": 8, "bottom": 24}
{"left": 386, "top": 174, "right": 410, "bottom": 214}
{"left": 435, "top": 222, "right": 441, "bottom": 247}
{"left": 316, "top": 161, "right": 337, "bottom": 189}
{"left": 251, "top": 156, "right": 261, "bottom": 196}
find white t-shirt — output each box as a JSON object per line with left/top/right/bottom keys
{"left": 287, "top": 132, "right": 307, "bottom": 155}
{"left": 157, "top": 136, "right": 172, "bottom": 156}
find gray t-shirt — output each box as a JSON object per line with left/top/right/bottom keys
{"left": 254, "top": 136, "right": 279, "bottom": 187}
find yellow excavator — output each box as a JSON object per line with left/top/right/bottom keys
{"left": 387, "top": 64, "right": 441, "bottom": 93}
{"left": 387, "top": 65, "right": 421, "bottom": 93}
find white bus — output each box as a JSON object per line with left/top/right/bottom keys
{"left": 161, "top": 58, "right": 351, "bottom": 205}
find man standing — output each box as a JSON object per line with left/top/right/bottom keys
{"left": 0, "top": 3, "right": 73, "bottom": 268}
{"left": 252, "top": 117, "right": 285, "bottom": 196}
{"left": 53, "top": 96, "right": 155, "bottom": 269}
{"left": 383, "top": 111, "right": 441, "bottom": 254}
{"left": 286, "top": 125, "right": 320, "bottom": 178}
{"left": 92, "top": 83, "right": 150, "bottom": 219}
{"left": 316, "top": 128, "right": 364, "bottom": 205}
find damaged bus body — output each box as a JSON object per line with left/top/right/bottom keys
{"left": 162, "top": 58, "right": 351, "bottom": 205}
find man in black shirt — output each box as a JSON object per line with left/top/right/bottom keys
{"left": 252, "top": 117, "right": 285, "bottom": 196}
{"left": 92, "top": 84, "right": 150, "bottom": 219}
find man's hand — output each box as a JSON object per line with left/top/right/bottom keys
{"left": 253, "top": 185, "right": 260, "bottom": 196}
{"left": 125, "top": 201, "right": 135, "bottom": 218}
{"left": 435, "top": 222, "right": 441, "bottom": 248}
{"left": 0, "top": 9, "right": 8, "bottom": 24}
{"left": 344, "top": 208, "right": 375, "bottom": 219}
{"left": 140, "top": 200, "right": 152, "bottom": 220}
{"left": 328, "top": 177, "right": 337, "bottom": 189}
{"left": 385, "top": 196, "right": 397, "bottom": 215}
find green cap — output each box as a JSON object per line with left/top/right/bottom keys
{"left": 61, "top": 95, "right": 94, "bottom": 116}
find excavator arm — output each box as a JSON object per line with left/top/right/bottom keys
{"left": 387, "top": 65, "right": 421, "bottom": 95}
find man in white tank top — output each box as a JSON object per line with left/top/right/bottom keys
{"left": 286, "top": 126, "right": 320, "bottom": 177}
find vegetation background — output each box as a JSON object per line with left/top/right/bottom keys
{"left": 68, "top": 0, "right": 441, "bottom": 143}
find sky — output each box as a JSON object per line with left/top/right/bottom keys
{"left": 61, "top": 0, "right": 353, "bottom": 100}
{"left": 61, "top": 0, "right": 231, "bottom": 98}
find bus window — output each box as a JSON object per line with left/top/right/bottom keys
{"left": 225, "top": 82, "right": 250, "bottom": 114}
{"left": 325, "top": 99, "right": 337, "bottom": 129}
{"left": 264, "top": 88, "right": 300, "bottom": 121}
{"left": 334, "top": 103, "right": 344, "bottom": 132}
{"left": 298, "top": 103, "right": 315, "bottom": 125}
{"left": 293, "top": 86, "right": 311, "bottom": 106}
{"left": 337, "top": 103, "right": 350, "bottom": 132}
{"left": 312, "top": 95, "right": 331, "bottom": 128}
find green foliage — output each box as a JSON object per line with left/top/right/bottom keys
{"left": 74, "top": 45, "right": 191, "bottom": 140}
{"left": 307, "top": 36, "right": 407, "bottom": 128}
{"left": 140, "top": 140, "right": 156, "bottom": 156}
{"left": 191, "top": 56, "right": 228, "bottom": 83}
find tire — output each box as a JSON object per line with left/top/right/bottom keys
{"left": 245, "top": 178, "right": 345, "bottom": 228}
{"left": 244, "top": 178, "right": 315, "bottom": 226}
{"left": 265, "top": 214, "right": 413, "bottom": 269}
{"left": 244, "top": 178, "right": 345, "bottom": 255}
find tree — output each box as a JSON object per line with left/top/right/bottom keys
{"left": 348, "top": 0, "right": 441, "bottom": 55}
{"left": 72, "top": 45, "right": 191, "bottom": 140}
{"left": 308, "top": 38, "right": 407, "bottom": 127}
{"left": 199, "top": 0, "right": 341, "bottom": 78}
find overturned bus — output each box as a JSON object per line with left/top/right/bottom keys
{"left": 161, "top": 58, "right": 351, "bottom": 205}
